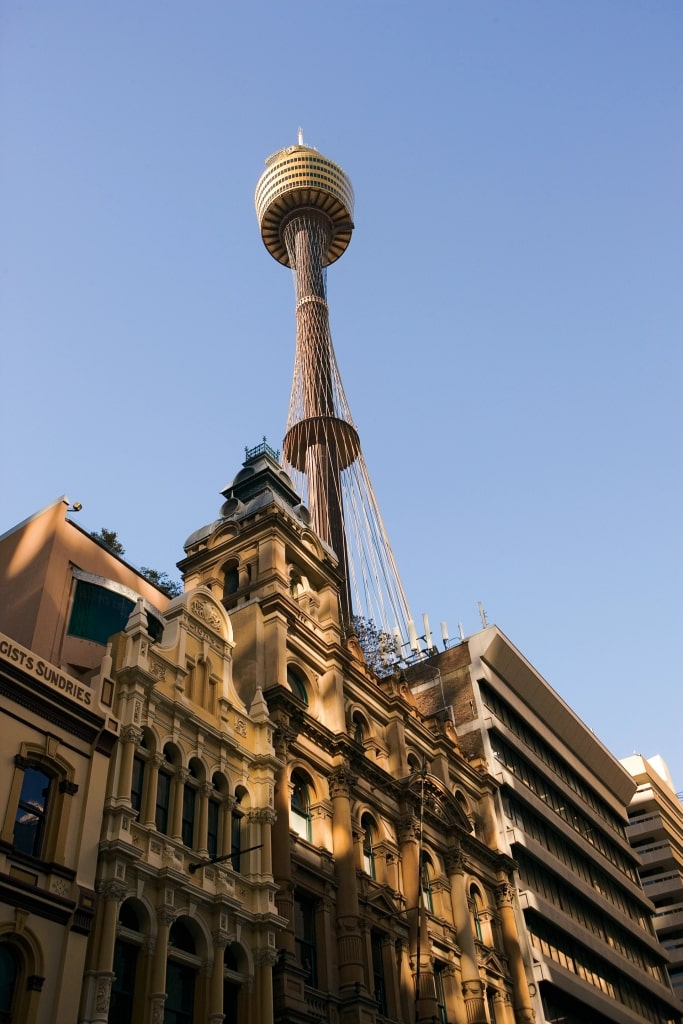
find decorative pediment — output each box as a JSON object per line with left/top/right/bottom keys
{"left": 478, "top": 948, "right": 509, "bottom": 978}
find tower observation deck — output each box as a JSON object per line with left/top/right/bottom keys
{"left": 256, "top": 134, "right": 412, "bottom": 652}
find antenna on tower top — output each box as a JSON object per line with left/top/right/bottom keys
{"left": 297, "top": 126, "right": 304, "bottom": 145}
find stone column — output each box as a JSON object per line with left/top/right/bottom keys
{"left": 197, "top": 783, "right": 211, "bottom": 857}
{"left": 171, "top": 767, "right": 189, "bottom": 842}
{"left": 117, "top": 725, "right": 143, "bottom": 800}
{"left": 91, "top": 880, "right": 127, "bottom": 1024}
{"left": 272, "top": 723, "right": 296, "bottom": 958}
{"left": 249, "top": 807, "right": 276, "bottom": 877}
{"left": 494, "top": 879, "right": 535, "bottom": 1024}
{"left": 446, "top": 849, "right": 486, "bottom": 1024}
{"left": 253, "top": 948, "right": 277, "bottom": 1024}
{"left": 150, "top": 907, "right": 175, "bottom": 1024}
{"left": 329, "top": 764, "right": 365, "bottom": 993}
{"left": 397, "top": 814, "right": 437, "bottom": 1022}
{"left": 209, "top": 930, "right": 227, "bottom": 1024}
{"left": 143, "top": 753, "right": 163, "bottom": 828}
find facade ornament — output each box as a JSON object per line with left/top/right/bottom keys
{"left": 149, "top": 657, "right": 167, "bottom": 680}
{"left": 495, "top": 881, "right": 516, "bottom": 909}
{"left": 234, "top": 716, "right": 248, "bottom": 737}
{"left": 96, "top": 879, "right": 128, "bottom": 902}
{"left": 191, "top": 598, "right": 222, "bottom": 630}
{"left": 445, "top": 846, "right": 466, "bottom": 876}
{"left": 328, "top": 764, "right": 357, "bottom": 799}
{"left": 120, "top": 724, "right": 143, "bottom": 745}
{"left": 94, "top": 974, "right": 114, "bottom": 1013}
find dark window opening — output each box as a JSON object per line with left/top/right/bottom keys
{"left": 13, "top": 766, "right": 52, "bottom": 857}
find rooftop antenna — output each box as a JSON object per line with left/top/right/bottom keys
{"left": 478, "top": 601, "right": 488, "bottom": 628}
{"left": 297, "top": 126, "right": 304, "bottom": 145}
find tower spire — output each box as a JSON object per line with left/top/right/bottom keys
{"left": 255, "top": 139, "right": 412, "bottom": 646}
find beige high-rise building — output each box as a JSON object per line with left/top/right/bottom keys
{"left": 406, "top": 634, "right": 683, "bottom": 1024}
{"left": 622, "top": 755, "right": 683, "bottom": 1001}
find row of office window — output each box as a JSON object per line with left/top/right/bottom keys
{"left": 505, "top": 793, "right": 651, "bottom": 929}
{"left": 526, "top": 912, "right": 678, "bottom": 1024}
{"left": 516, "top": 848, "right": 667, "bottom": 983}
{"left": 491, "top": 730, "right": 638, "bottom": 883}
{"left": 481, "top": 682, "right": 628, "bottom": 839}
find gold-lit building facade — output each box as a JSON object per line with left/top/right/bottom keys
{"left": 0, "top": 456, "right": 536, "bottom": 1024}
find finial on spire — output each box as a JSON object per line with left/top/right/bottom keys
{"left": 297, "top": 126, "right": 304, "bottom": 146}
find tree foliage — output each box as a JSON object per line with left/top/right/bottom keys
{"left": 89, "top": 528, "right": 182, "bottom": 598}
{"left": 139, "top": 568, "right": 183, "bottom": 599}
{"left": 351, "top": 615, "right": 395, "bottom": 677}
{"left": 90, "top": 528, "right": 125, "bottom": 556}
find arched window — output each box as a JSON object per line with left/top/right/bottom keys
{"left": 0, "top": 942, "right": 20, "bottom": 1021}
{"left": 223, "top": 563, "right": 239, "bottom": 598}
{"left": 407, "top": 753, "right": 421, "bottom": 774}
{"left": 361, "top": 813, "right": 377, "bottom": 879}
{"left": 287, "top": 667, "right": 308, "bottom": 706}
{"left": 421, "top": 854, "right": 434, "bottom": 912}
{"left": 291, "top": 771, "right": 312, "bottom": 841}
{"left": 352, "top": 712, "right": 366, "bottom": 745}
{"left": 471, "top": 886, "right": 484, "bottom": 942}
{"left": 13, "top": 765, "right": 53, "bottom": 857}
{"left": 109, "top": 901, "right": 143, "bottom": 1022}
{"left": 166, "top": 921, "right": 200, "bottom": 1024}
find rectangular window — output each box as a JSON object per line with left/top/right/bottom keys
{"left": 231, "top": 812, "right": 242, "bottom": 872}
{"left": 182, "top": 786, "right": 196, "bottom": 848}
{"left": 207, "top": 799, "right": 219, "bottom": 860}
{"left": 371, "top": 933, "right": 388, "bottom": 1015}
{"left": 131, "top": 757, "right": 145, "bottom": 814}
{"left": 13, "top": 766, "right": 52, "bottom": 857}
{"left": 68, "top": 580, "right": 134, "bottom": 646}
{"left": 294, "top": 894, "right": 318, "bottom": 988}
{"left": 156, "top": 771, "right": 171, "bottom": 835}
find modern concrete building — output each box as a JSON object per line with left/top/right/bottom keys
{"left": 406, "top": 632, "right": 683, "bottom": 1024}
{"left": 622, "top": 755, "right": 683, "bottom": 1001}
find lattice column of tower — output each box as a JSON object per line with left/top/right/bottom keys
{"left": 255, "top": 132, "right": 412, "bottom": 651}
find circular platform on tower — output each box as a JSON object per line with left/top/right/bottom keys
{"left": 255, "top": 143, "right": 354, "bottom": 267}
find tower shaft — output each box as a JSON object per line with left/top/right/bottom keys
{"left": 256, "top": 138, "right": 413, "bottom": 651}
{"left": 282, "top": 211, "right": 352, "bottom": 620}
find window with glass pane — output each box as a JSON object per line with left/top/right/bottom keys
{"left": 287, "top": 667, "right": 308, "bottom": 705}
{"left": 155, "top": 771, "right": 171, "bottom": 835}
{"left": 421, "top": 856, "right": 434, "bottom": 912}
{"left": 362, "top": 814, "right": 376, "bottom": 878}
{"left": 68, "top": 580, "right": 134, "bottom": 646}
{"left": 182, "top": 785, "right": 196, "bottom": 848}
{"left": 434, "top": 962, "right": 448, "bottom": 1024}
{"left": 0, "top": 943, "right": 19, "bottom": 1020}
{"left": 231, "top": 809, "right": 242, "bottom": 871}
{"left": 131, "top": 757, "right": 145, "bottom": 814}
{"left": 13, "top": 766, "right": 52, "bottom": 857}
{"left": 109, "top": 940, "right": 138, "bottom": 1021}
{"left": 371, "top": 933, "right": 387, "bottom": 1015}
{"left": 291, "top": 773, "right": 312, "bottom": 841}
{"left": 165, "top": 961, "right": 195, "bottom": 1024}
{"left": 208, "top": 798, "right": 219, "bottom": 859}
{"left": 294, "top": 894, "right": 318, "bottom": 987}
{"left": 472, "top": 889, "right": 484, "bottom": 942}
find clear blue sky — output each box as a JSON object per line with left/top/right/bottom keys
{"left": 2, "top": 2, "right": 681, "bottom": 788}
